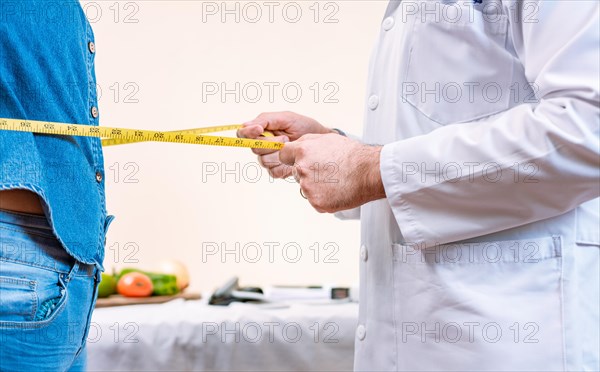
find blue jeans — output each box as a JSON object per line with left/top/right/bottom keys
{"left": 0, "top": 209, "right": 100, "bottom": 371}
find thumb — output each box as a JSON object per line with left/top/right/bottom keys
{"left": 279, "top": 141, "right": 299, "bottom": 166}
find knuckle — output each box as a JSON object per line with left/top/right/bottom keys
{"left": 263, "top": 152, "right": 277, "bottom": 162}
{"left": 297, "top": 162, "right": 311, "bottom": 176}
{"left": 296, "top": 145, "right": 307, "bottom": 157}
{"left": 272, "top": 167, "right": 286, "bottom": 179}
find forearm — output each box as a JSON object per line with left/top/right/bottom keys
{"left": 351, "top": 144, "right": 386, "bottom": 205}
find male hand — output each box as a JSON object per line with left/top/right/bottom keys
{"left": 279, "top": 133, "right": 386, "bottom": 213}
{"left": 237, "top": 112, "right": 336, "bottom": 179}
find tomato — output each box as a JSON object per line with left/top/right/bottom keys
{"left": 117, "top": 272, "right": 153, "bottom": 297}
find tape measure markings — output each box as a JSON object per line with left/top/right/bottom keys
{"left": 0, "top": 118, "right": 282, "bottom": 150}
{"left": 100, "top": 124, "right": 245, "bottom": 147}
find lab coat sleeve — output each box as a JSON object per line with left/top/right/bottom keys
{"left": 380, "top": 0, "right": 600, "bottom": 247}
{"left": 334, "top": 207, "right": 361, "bottom": 220}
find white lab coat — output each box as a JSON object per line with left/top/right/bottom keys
{"left": 345, "top": 0, "right": 600, "bottom": 370}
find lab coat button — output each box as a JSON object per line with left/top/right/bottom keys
{"left": 356, "top": 325, "right": 366, "bottom": 341}
{"left": 368, "top": 95, "right": 379, "bottom": 110}
{"left": 88, "top": 41, "right": 95, "bottom": 54}
{"left": 382, "top": 17, "right": 395, "bottom": 31}
{"left": 360, "top": 245, "right": 368, "bottom": 262}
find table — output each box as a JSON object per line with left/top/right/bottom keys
{"left": 87, "top": 298, "right": 358, "bottom": 371}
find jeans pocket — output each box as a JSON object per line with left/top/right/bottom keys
{"left": 0, "top": 276, "right": 37, "bottom": 322}
{"left": 0, "top": 260, "right": 68, "bottom": 329}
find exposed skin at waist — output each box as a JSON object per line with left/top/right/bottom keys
{"left": 0, "top": 189, "right": 44, "bottom": 215}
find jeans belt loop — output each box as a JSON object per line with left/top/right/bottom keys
{"left": 94, "top": 263, "right": 102, "bottom": 283}
{"left": 65, "top": 261, "right": 80, "bottom": 284}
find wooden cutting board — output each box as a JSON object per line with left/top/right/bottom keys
{"left": 96, "top": 292, "right": 201, "bottom": 308}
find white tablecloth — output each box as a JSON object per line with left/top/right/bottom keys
{"left": 87, "top": 298, "right": 358, "bottom": 371}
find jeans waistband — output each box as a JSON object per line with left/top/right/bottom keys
{"left": 0, "top": 209, "right": 97, "bottom": 277}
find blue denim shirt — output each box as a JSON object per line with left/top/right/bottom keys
{"left": 0, "top": 1, "right": 109, "bottom": 266}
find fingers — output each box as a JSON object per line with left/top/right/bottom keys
{"left": 239, "top": 111, "right": 327, "bottom": 145}
{"left": 258, "top": 152, "right": 281, "bottom": 169}
{"left": 239, "top": 111, "right": 302, "bottom": 139}
{"left": 296, "top": 133, "right": 322, "bottom": 142}
{"left": 278, "top": 133, "right": 321, "bottom": 165}
{"left": 237, "top": 124, "right": 264, "bottom": 139}
{"left": 237, "top": 124, "right": 279, "bottom": 139}
{"left": 237, "top": 125, "right": 262, "bottom": 138}
{"left": 258, "top": 152, "right": 293, "bottom": 179}
{"left": 243, "top": 112, "right": 292, "bottom": 132}
{"left": 269, "top": 163, "right": 294, "bottom": 179}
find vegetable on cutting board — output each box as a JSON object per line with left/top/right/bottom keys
{"left": 152, "top": 260, "right": 190, "bottom": 290}
{"left": 97, "top": 273, "right": 117, "bottom": 298}
{"left": 117, "top": 272, "right": 154, "bottom": 297}
{"left": 105, "top": 261, "right": 189, "bottom": 298}
{"left": 118, "top": 268, "right": 180, "bottom": 296}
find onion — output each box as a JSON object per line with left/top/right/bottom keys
{"left": 154, "top": 260, "right": 190, "bottom": 290}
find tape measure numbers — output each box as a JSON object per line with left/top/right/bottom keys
{"left": 0, "top": 118, "right": 282, "bottom": 150}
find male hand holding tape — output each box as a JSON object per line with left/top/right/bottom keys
{"left": 239, "top": 1, "right": 599, "bottom": 371}
{"left": 239, "top": 112, "right": 385, "bottom": 212}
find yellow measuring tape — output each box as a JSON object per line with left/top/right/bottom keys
{"left": 0, "top": 118, "right": 282, "bottom": 150}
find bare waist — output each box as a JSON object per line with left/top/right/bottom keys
{"left": 0, "top": 189, "right": 45, "bottom": 215}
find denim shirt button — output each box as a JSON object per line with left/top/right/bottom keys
{"left": 88, "top": 41, "right": 95, "bottom": 54}
{"left": 90, "top": 106, "right": 98, "bottom": 118}
{"left": 95, "top": 171, "right": 103, "bottom": 183}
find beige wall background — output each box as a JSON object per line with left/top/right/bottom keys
{"left": 83, "top": 0, "right": 388, "bottom": 293}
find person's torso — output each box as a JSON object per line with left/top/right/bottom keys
{"left": 0, "top": 0, "right": 110, "bottom": 265}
